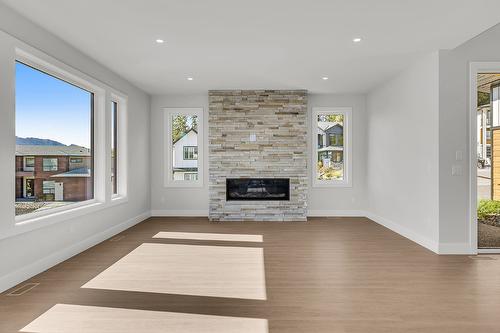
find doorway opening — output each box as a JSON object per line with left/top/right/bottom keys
{"left": 25, "top": 178, "right": 34, "bottom": 198}
{"left": 475, "top": 71, "right": 500, "bottom": 251}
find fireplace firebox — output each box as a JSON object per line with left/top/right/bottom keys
{"left": 226, "top": 178, "right": 290, "bottom": 201}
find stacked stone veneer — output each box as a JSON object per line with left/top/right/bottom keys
{"left": 208, "top": 90, "right": 308, "bottom": 221}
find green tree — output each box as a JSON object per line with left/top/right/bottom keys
{"left": 191, "top": 115, "right": 198, "bottom": 132}
{"left": 318, "top": 114, "right": 343, "bottom": 124}
{"left": 172, "top": 115, "right": 188, "bottom": 143}
{"left": 478, "top": 91, "right": 490, "bottom": 107}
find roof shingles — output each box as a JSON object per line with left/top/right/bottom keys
{"left": 15, "top": 145, "right": 90, "bottom": 156}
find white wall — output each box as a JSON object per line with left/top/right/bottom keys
{"left": 366, "top": 52, "right": 440, "bottom": 252}
{"left": 150, "top": 93, "right": 367, "bottom": 216}
{"left": 1, "top": 4, "right": 495, "bottom": 297}
{"left": 151, "top": 94, "right": 209, "bottom": 216}
{"left": 0, "top": 3, "right": 151, "bottom": 292}
{"left": 308, "top": 94, "right": 367, "bottom": 215}
{"left": 438, "top": 23, "right": 500, "bottom": 253}
{"left": 149, "top": 24, "right": 500, "bottom": 253}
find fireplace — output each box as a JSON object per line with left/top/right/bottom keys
{"left": 226, "top": 178, "right": 290, "bottom": 201}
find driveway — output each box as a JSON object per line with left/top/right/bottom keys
{"left": 478, "top": 166, "right": 491, "bottom": 200}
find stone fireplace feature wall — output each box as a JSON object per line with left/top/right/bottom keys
{"left": 209, "top": 90, "right": 308, "bottom": 221}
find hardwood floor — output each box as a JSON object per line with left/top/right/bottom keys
{"left": 1, "top": 217, "right": 500, "bottom": 332}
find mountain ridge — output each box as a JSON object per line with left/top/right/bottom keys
{"left": 16, "top": 137, "right": 65, "bottom": 146}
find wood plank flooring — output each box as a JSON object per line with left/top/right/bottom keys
{"left": 1, "top": 217, "right": 500, "bottom": 332}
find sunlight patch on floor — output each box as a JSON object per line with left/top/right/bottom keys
{"left": 153, "top": 231, "right": 263, "bottom": 242}
{"left": 20, "top": 304, "right": 268, "bottom": 333}
{"left": 82, "top": 243, "right": 267, "bottom": 300}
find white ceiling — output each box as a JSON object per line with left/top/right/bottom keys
{"left": 3, "top": 0, "right": 500, "bottom": 95}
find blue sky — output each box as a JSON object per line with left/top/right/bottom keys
{"left": 15, "top": 62, "right": 92, "bottom": 148}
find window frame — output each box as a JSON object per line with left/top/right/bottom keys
{"left": 312, "top": 107, "right": 352, "bottom": 188}
{"left": 184, "top": 173, "right": 198, "bottom": 181}
{"left": 23, "top": 156, "right": 35, "bottom": 171}
{"left": 109, "top": 93, "right": 128, "bottom": 201}
{"left": 183, "top": 146, "right": 198, "bottom": 160}
{"left": 164, "top": 107, "right": 203, "bottom": 188}
{"left": 42, "top": 180, "right": 56, "bottom": 195}
{"left": 42, "top": 158, "right": 58, "bottom": 171}
{"left": 11, "top": 46, "right": 117, "bottom": 232}
{"left": 111, "top": 100, "right": 118, "bottom": 196}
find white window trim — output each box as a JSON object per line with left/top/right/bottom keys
{"left": 7, "top": 44, "right": 128, "bottom": 238}
{"left": 312, "top": 107, "right": 352, "bottom": 188}
{"left": 14, "top": 49, "right": 105, "bottom": 225}
{"left": 110, "top": 92, "right": 128, "bottom": 202}
{"left": 23, "top": 156, "right": 34, "bottom": 171}
{"left": 164, "top": 107, "right": 204, "bottom": 188}
{"left": 42, "top": 158, "right": 58, "bottom": 171}
{"left": 468, "top": 62, "right": 500, "bottom": 255}
{"left": 42, "top": 180, "right": 56, "bottom": 194}
{"left": 183, "top": 146, "right": 198, "bottom": 160}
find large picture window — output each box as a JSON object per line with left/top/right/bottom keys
{"left": 164, "top": 108, "right": 203, "bottom": 187}
{"left": 312, "top": 107, "right": 352, "bottom": 187}
{"left": 15, "top": 61, "right": 94, "bottom": 216}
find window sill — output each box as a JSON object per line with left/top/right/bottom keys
{"left": 164, "top": 181, "right": 203, "bottom": 188}
{"left": 2, "top": 196, "right": 127, "bottom": 241}
{"left": 312, "top": 181, "right": 352, "bottom": 188}
{"left": 3, "top": 200, "right": 102, "bottom": 240}
{"left": 110, "top": 195, "right": 128, "bottom": 207}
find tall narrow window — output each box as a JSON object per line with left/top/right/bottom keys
{"left": 476, "top": 74, "right": 500, "bottom": 249}
{"left": 111, "top": 101, "right": 118, "bottom": 195}
{"left": 15, "top": 61, "right": 94, "bottom": 216}
{"left": 312, "top": 107, "right": 351, "bottom": 187}
{"left": 164, "top": 108, "right": 203, "bottom": 187}
{"left": 24, "top": 156, "right": 35, "bottom": 171}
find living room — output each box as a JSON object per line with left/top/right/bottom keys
{"left": 1, "top": 1, "right": 500, "bottom": 332}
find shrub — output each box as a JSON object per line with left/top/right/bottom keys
{"left": 319, "top": 166, "right": 343, "bottom": 180}
{"left": 477, "top": 199, "right": 500, "bottom": 220}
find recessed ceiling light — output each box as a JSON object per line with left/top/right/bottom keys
{"left": 353, "top": 37, "right": 362, "bottom": 43}
{"left": 322, "top": 77, "right": 329, "bottom": 80}
{"left": 187, "top": 77, "right": 194, "bottom": 81}
{"left": 155, "top": 39, "right": 165, "bottom": 44}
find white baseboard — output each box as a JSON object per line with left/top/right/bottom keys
{"left": 151, "top": 209, "right": 209, "bottom": 217}
{"left": 478, "top": 248, "right": 500, "bottom": 254}
{"left": 149, "top": 210, "right": 476, "bottom": 255}
{"left": 0, "top": 211, "right": 151, "bottom": 293}
{"left": 1, "top": 208, "right": 472, "bottom": 292}
{"left": 439, "top": 242, "right": 473, "bottom": 255}
{"left": 307, "top": 209, "right": 365, "bottom": 217}
{"left": 151, "top": 209, "right": 365, "bottom": 218}
{"left": 364, "top": 211, "right": 440, "bottom": 254}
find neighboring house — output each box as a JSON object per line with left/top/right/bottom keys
{"left": 317, "top": 122, "right": 343, "bottom": 167}
{"left": 477, "top": 104, "right": 491, "bottom": 160}
{"left": 15, "top": 145, "right": 92, "bottom": 201}
{"left": 489, "top": 84, "right": 500, "bottom": 200}
{"left": 172, "top": 129, "right": 198, "bottom": 180}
